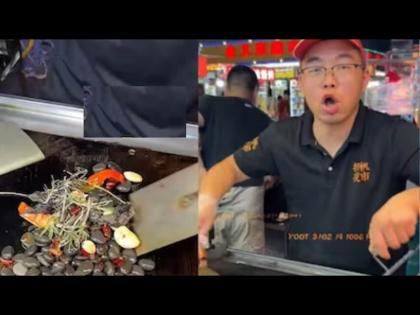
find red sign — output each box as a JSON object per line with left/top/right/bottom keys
{"left": 366, "top": 52, "right": 384, "bottom": 60}
{"left": 198, "top": 55, "right": 207, "bottom": 78}
{"left": 224, "top": 40, "right": 299, "bottom": 59}
{"left": 226, "top": 45, "right": 236, "bottom": 58}
{"left": 241, "top": 44, "right": 250, "bottom": 58}
{"left": 222, "top": 40, "right": 385, "bottom": 63}
{"left": 255, "top": 42, "right": 267, "bottom": 56}
{"left": 271, "top": 41, "right": 284, "bottom": 55}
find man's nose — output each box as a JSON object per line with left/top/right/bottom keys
{"left": 322, "top": 69, "right": 337, "bottom": 88}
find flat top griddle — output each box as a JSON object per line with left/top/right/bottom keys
{"left": 0, "top": 131, "right": 197, "bottom": 275}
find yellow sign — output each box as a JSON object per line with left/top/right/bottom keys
{"left": 207, "top": 64, "right": 224, "bottom": 71}
{"left": 367, "top": 64, "right": 376, "bottom": 76}
{"left": 275, "top": 68, "right": 295, "bottom": 79}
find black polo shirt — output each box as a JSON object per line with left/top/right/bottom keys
{"left": 200, "top": 95, "right": 272, "bottom": 187}
{"left": 234, "top": 103, "right": 419, "bottom": 275}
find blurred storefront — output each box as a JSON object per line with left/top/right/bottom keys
{"left": 199, "top": 39, "right": 401, "bottom": 120}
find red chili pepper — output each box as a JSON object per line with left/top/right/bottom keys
{"left": 49, "top": 239, "right": 63, "bottom": 257}
{"left": 80, "top": 248, "right": 90, "bottom": 257}
{"left": 0, "top": 258, "right": 15, "bottom": 268}
{"left": 105, "top": 179, "right": 118, "bottom": 191}
{"left": 68, "top": 205, "right": 81, "bottom": 216}
{"left": 87, "top": 169, "right": 126, "bottom": 187}
{"left": 20, "top": 212, "right": 52, "bottom": 228}
{"left": 18, "top": 201, "right": 31, "bottom": 215}
{"left": 112, "top": 257, "right": 125, "bottom": 268}
{"left": 102, "top": 224, "right": 112, "bottom": 240}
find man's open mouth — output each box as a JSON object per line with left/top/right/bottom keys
{"left": 323, "top": 95, "right": 337, "bottom": 106}
{"left": 321, "top": 95, "right": 339, "bottom": 114}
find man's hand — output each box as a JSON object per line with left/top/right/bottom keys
{"left": 197, "top": 155, "right": 250, "bottom": 267}
{"left": 368, "top": 188, "right": 420, "bottom": 260}
{"left": 198, "top": 156, "right": 249, "bottom": 237}
{"left": 198, "top": 194, "right": 218, "bottom": 268}
{"left": 198, "top": 234, "right": 209, "bottom": 268}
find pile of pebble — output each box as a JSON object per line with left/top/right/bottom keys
{"left": 0, "top": 161, "right": 156, "bottom": 276}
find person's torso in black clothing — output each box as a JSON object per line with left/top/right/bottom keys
{"left": 234, "top": 104, "right": 419, "bottom": 274}
{"left": 199, "top": 95, "right": 272, "bottom": 187}
{"left": 0, "top": 40, "right": 197, "bottom": 137}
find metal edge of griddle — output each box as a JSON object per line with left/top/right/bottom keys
{"left": 224, "top": 248, "right": 368, "bottom": 276}
{"left": 0, "top": 94, "right": 83, "bottom": 138}
{"left": 0, "top": 94, "right": 198, "bottom": 157}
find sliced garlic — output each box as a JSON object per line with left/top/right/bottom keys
{"left": 114, "top": 226, "right": 141, "bottom": 249}
{"left": 123, "top": 171, "right": 143, "bottom": 183}
{"left": 82, "top": 240, "right": 96, "bottom": 255}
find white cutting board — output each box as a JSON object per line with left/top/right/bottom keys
{"left": 130, "top": 163, "right": 198, "bottom": 256}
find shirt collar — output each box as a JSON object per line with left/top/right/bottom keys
{"left": 299, "top": 102, "right": 367, "bottom": 147}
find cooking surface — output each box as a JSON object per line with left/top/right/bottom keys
{"left": 0, "top": 131, "right": 197, "bottom": 275}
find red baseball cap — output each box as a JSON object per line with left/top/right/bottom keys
{"left": 293, "top": 39, "right": 366, "bottom": 61}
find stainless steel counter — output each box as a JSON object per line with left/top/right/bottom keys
{"left": 209, "top": 248, "right": 367, "bottom": 276}
{"left": 0, "top": 94, "right": 198, "bottom": 157}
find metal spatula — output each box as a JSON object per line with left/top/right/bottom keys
{"left": 129, "top": 163, "right": 198, "bottom": 256}
{"left": 0, "top": 122, "right": 45, "bottom": 176}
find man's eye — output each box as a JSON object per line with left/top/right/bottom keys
{"left": 337, "top": 64, "right": 352, "bottom": 70}
{"left": 308, "top": 67, "right": 323, "bottom": 74}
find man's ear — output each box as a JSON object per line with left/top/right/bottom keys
{"left": 223, "top": 85, "right": 230, "bottom": 97}
{"left": 252, "top": 87, "right": 259, "bottom": 104}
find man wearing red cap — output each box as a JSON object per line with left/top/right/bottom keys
{"left": 199, "top": 39, "right": 419, "bottom": 275}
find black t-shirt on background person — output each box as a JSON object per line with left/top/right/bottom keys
{"left": 83, "top": 86, "right": 191, "bottom": 137}
{"left": 234, "top": 103, "right": 419, "bottom": 275}
{"left": 199, "top": 95, "right": 272, "bottom": 187}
